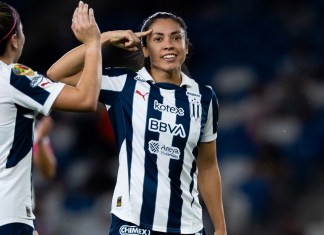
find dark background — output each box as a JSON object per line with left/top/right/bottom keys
{"left": 5, "top": 0, "right": 324, "bottom": 234}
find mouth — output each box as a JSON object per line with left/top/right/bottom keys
{"left": 162, "top": 54, "right": 177, "bottom": 60}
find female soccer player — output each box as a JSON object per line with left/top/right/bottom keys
{"left": 47, "top": 12, "right": 227, "bottom": 235}
{"left": 0, "top": 1, "right": 101, "bottom": 235}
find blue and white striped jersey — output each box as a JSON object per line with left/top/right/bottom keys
{"left": 99, "top": 67, "right": 219, "bottom": 233}
{"left": 0, "top": 61, "right": 64, "bottom": 227}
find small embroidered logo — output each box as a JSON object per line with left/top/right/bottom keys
{"left": 135, "top": 90, "right": 148, "bottom": 101}
{"left": 117, "top": 196, "right": 122, "bottom": 207}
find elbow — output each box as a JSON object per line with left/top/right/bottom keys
{"left": 80, "top": 98, "right": 98, "bottom": 112}
{"left": 46, "top": 67, "right": 53, "bottom": 78}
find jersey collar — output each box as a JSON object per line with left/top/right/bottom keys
{"left": 137, "top": 67, "right": 193, "bottom": 88}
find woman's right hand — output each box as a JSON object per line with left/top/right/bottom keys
{"left": 101, "top": 29, "right": 152, "bottom": 51}
{"left": 71, "top": 1, "right": 100, "bottom": 46}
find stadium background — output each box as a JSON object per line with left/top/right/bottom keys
{"left": 5, "top": 0, "right": 324, "bottom": 234}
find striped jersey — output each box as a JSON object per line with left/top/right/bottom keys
{"left": 0, "top": 60, "right": 64, "bottom": 227}
{"left": 99, "top": 67, "right": 219, "bottom": 233}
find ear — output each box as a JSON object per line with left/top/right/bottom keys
{"left": 142, "top": 45, "right": 149, "bottom": 58}
{"left": 185, "top": 43, "right": 189, "bottom": 55}
{"left": 10, "top": 34, "right": 19, "bottom": 49}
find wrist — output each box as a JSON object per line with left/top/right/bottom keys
{"left": 100, "top": 32, "right": 111, "bottom": 46}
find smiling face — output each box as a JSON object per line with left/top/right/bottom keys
{"left": 142, "top": 18, "right": 188, "bottom": 77}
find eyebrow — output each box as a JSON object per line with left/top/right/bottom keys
{"left": 152, "top": 30, "right": 183, "bottom": 36}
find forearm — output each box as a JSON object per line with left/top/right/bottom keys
{"left": 34, "top": 138, "right": 56, "bottom": 179}
{"left": 75, "top": 41, "right": 102, "bottom": 109}
{"left": 199, "top": 164, "right": 226, "bottom": 234}
{"left": 47, "top": 44, "right": 86, "bottom": 85}
{"left": 47, "top": 33, "right": 111, "bottom": 85}
{"left": 52, "top": 41, "right": 102, "bottom": 112}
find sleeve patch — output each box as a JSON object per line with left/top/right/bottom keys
{"left": 12, "top": 64, "right": 35, "bottom": 76}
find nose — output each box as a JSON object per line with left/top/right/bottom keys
{"left": 163, "top": 37, "right": 174, "bottom": 49}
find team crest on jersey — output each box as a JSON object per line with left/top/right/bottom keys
{"left": 30, "top": 75, "right": 53, "bottom": 88}
{"left": 189, "top": 97, "right": 201, "bottom": 121}
{"left": 12, "top": 64, "right": 35, "bottom": 76}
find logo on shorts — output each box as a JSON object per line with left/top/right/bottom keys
{"left": 119, "top": 225, "right": 151, "bottom": 235}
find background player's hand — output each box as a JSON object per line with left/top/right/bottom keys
{"left": 35, "top": 116, "right": 54, "bottom": 142}
{"left": 101, "top": 29, "right": 152, "bottom": 51}
{"left": 71, "top": 1, "right": 100, "bottom": 46}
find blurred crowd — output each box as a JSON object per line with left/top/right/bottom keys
{"left": 6, "top": 0, "right": 324, "bottom": 234}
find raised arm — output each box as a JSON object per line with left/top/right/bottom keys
{"left": 47, "top": 28, "right": 152, "bottom": 86}
{"left": 197, "top": 140, "right": 227, "bottom": 235}
{"left": 51, "top": 1, "right": 101, "bottom": 112}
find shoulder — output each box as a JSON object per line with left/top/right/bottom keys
{"left": 10, "top": 63, "right": 36, "bottom": 77}
{"left": 10, "top": 63, "right": 60, "bottom": 90}
{"left": 188, "top": 79, "right": 216, "bottom": 99}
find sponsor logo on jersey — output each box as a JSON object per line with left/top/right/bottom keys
{"left": 148, "top": 140, "right": 180, "bottom": 160}
{"left": 119, "top": 225, "right": 151, "bottom": 235}
{"left": 135, "top": 89, "right": 149, "bottom": 101}
{"left": 148, "top": 118, "right": 186, "bottom": 138}
{"left": 30, "top": 75, "right": 44, "bottom": 87}
{"left": 30, "top": 76, "right": 54, "bottom": 88}
{"left": 153, "top": 100, "right": 184, "bottom": 116}
{"left": 12, "top": 64, "right": 35, "bottom": 76}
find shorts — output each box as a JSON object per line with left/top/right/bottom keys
{"left": 109, "top": 214, "right": 206, "bottom": 235}
{"left": 0, "top": 223, "right": 35, "bottom": 235}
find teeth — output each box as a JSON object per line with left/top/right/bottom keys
{"left": 163, "top": 54, "right": 175, "bottom": 59}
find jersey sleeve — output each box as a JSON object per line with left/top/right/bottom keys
{"left": 99, "top": 67, "right": 130, "bottom": 107}
{"left": 9, "top": 64, "right": 65, "bottom": 116}
{"left": 200, "top": 86, "right": 219, "bottom": 142}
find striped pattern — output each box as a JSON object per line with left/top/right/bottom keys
{"left": 101, "top": 67, "right": 218, "bottom": 233}
{"left": 0, "top": 61, "right": 64, "bottom": 228}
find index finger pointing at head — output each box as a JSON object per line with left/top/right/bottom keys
{"left": 135, "top": 29, "right": 153, "bottom": 38}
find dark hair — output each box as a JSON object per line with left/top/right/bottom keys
{"left": 139, "top": 12, "right": 192, "bottom": 76}
{"left": 0, "top": 2, "right": 21, "bottom": 54}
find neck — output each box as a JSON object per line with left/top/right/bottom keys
{"left": 0, "top": 53, "right": 16, "bottom": 65}
{"left": 150, "top": 68, "right": 182, "bottom": 86}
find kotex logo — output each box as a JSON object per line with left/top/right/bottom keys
{"left": 119, "top": 225, "right": 151, "bottom": 235}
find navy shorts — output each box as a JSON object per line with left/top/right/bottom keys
{"left": 109, "top": 214, "right": 206, "bottom": 235}
{"left": 0, "top": 223, "right": 34, "bottom": 235}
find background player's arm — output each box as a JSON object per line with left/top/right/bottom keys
{"left": 47, "top": 30, "right": 151, "bottom": 86}
{"left": 51, "top": 1, "right": 102, "bottom": 112}
{"left": 197, "top": 140, "right": 227, "bottom": 235}
{"left": 33, "top": 116, "right": 56, "bottom": 179}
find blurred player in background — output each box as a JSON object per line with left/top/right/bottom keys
{"left": 48, "top": 11, "right": 226, "bottom": 235}
{"left": 0, "top": 1, "right": 102, "bottom": 234}
{"left": 33, "top": 116, "right": 56, "bottom": 180}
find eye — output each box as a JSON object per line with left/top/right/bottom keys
{"left": 172, "top": 34, "right": 183, "bottom": 41}
{"left": 153, "top": 37, "right": 163, "bottom": 42}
